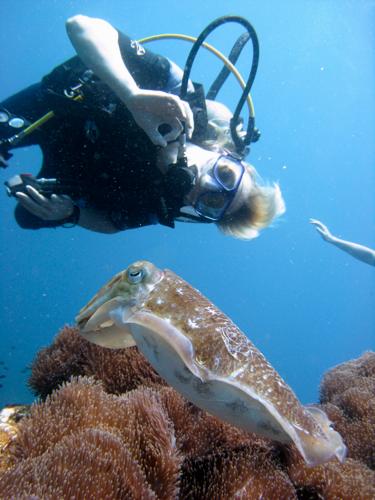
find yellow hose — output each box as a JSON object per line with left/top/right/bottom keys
{"left": 11, "top": 95, "right": 82, "bottom": 144}
{"left": 138, "top": 33, "right": 255, "bottom": 117}
{"left": 20, "top": 111, "right": 55, "bottom": 136}
{"left": 14, "top": 34, "right": 255, "bottom": 144}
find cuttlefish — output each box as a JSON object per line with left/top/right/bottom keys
{"left": 76, "top": 260, "right": 346, "bottom": 467}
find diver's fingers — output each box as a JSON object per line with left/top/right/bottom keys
{"left": 25, "top": 185, "right": 50, "bottom": 207}
{"left": 174, "top": 97, "right": 194, "bottom": 136}
{"left": 59, "top": 194, "right": 74, "bottom": 202}
{"left": 309, "top": 218, "right": 322, "bottom": 225}
{"left": 182, "top": 100, "right": 194, "bottom": 139}
{"left": 16, "top": 192, "right": 73, "bottom": 220}
{"left": 15, "top": 192, "right": 51, "bottom": 218}
{"left": 50, "top": 194, "right": 73, "bottom": 206}
{"left": 309, "top": 219, "right": 325, "bottom": 230}
{"left": 165, "top": 94, "right": 188, "bottom": 120}
{"left": 165, "top": 95, "right": 193, "bottom": 137}
{"left": 163, "top": 117, "right": 183, "bottom": 143}
{"left": 50, "top": 194, "right": 62, "bottom": 205}
{"left": 147, "top": 128, "right": 168, "bottom": 148}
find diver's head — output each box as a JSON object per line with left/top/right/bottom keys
{"left": 182, "top": 144, "right": 285, "bottom": 239}
{"left": 194, "top": 99, "right": 246, "bottom": 156}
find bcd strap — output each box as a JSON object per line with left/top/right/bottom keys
{"left": 184, "top": 82, "right": 208, "bottom": 144}
{"left": 42, "top": 56, "right": 119, "bottom": 118}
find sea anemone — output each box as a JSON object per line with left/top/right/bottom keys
{"left": 0, "top": 328, "right": 374, "bottom": 498}
{"left": 320, "top": 351, "right": 375, "bottom": 469}
{"left": 1, "top": 378, "right": 181, "bottom": 499}
{"left": 29, "top": 326, "right": 166, "bottom": 398}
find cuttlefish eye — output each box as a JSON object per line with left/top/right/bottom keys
{"left": 127, "top": 267, "right": 145, "bottom": 284}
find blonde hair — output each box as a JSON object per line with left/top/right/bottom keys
{"left": 216, "top": 164, "right": 286, "bottom": 240}
{"left": 193, "top": 100, "right": 285, "bottom": 239}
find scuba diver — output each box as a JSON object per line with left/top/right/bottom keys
{"left": 0, "top": 15, "right": 285, "bottom": 239}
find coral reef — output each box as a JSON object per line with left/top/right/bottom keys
{"left": 286, "top": 447, "right": 375, "bottom": 499}
{"left": 0, "top": 327, "right": 374, "bottom": 499}
{"left": 319, "top": 351, "right": 375, "bottom": 470}
{"left": 29, "top": 325, "right": 167, "bottom": 398}
{"left": 0, "top": 379, "right": 181, "bottom": 498}
{"left": 0, "top": 405, "right": 30, "bottom": 473}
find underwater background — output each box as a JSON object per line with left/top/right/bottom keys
{"left": 0, "top": 0, "right": 373, "bottom": 408}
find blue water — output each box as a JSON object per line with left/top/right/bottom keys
{"left": 0, "top": 0, "right": 374, "bottom": 407}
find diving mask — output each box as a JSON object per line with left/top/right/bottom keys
{"left": 193, "top": 152, "right": 245, "bottom": 221}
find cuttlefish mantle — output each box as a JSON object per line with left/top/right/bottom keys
{"left": 76, "top": 260, "right": 347, "bottom": 467}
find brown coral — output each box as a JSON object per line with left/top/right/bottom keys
{"left": 319, "top": 351, "right": 375, "bottom": 469}
{"left": 1, "top": 377, "right": 181, "bottom": 499}
{"left": 286, "top": 447, "right": 375, "bottom": 500}
{"left": 1, "top": 428, "right": 158, "bottom": 499}
{"left": 180, "top": 445, "right": 296, "bottom": 499}
{"left": 1, "top": 328, "right": 374, "bottom": 499}
{"left": 1, "top": 377, "right": 296, "bottom": 499}
{"left": 29, "top": 325, "right": 167, "bottom": 398}
{"left": 320, "top": 351, "right": 375, "bottom": 404}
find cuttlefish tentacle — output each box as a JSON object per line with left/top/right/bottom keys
{"left": 76, "top": 260, "right": 346, "bottom": 467}
{"left": 79, "top": 297, "right": 136, "bottom": 349}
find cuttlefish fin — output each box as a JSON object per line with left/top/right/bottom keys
{"left": 79, "top": 297, "right": 136, "bottom": 349}
{"left": 291, "top": 405, "right": 347, "bottom": 466}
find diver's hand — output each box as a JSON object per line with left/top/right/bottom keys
{"left": 310, "top": 218, "right": 335, "bottom": 243}
{"left": 15, "top": 185, "right": 75, "bottom": 221}
{"left": 125, "top": 89, "right": 194, "bottom": 147}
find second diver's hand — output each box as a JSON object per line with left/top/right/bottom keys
{"left": 309, "top": 218, "right": 335, "bottom": 243}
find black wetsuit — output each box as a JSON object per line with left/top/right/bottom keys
{"left": 0, "top": 32, "right": 187, "bottom": 230}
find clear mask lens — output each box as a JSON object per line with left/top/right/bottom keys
{"left": 214, "top": 157, "right": 244, "bottom": 190}
{"left": 193, "top": 154, "right": 245, "bottom": 221}
{"left": 195, "top": 192, "right": 228, "bottom": 219}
